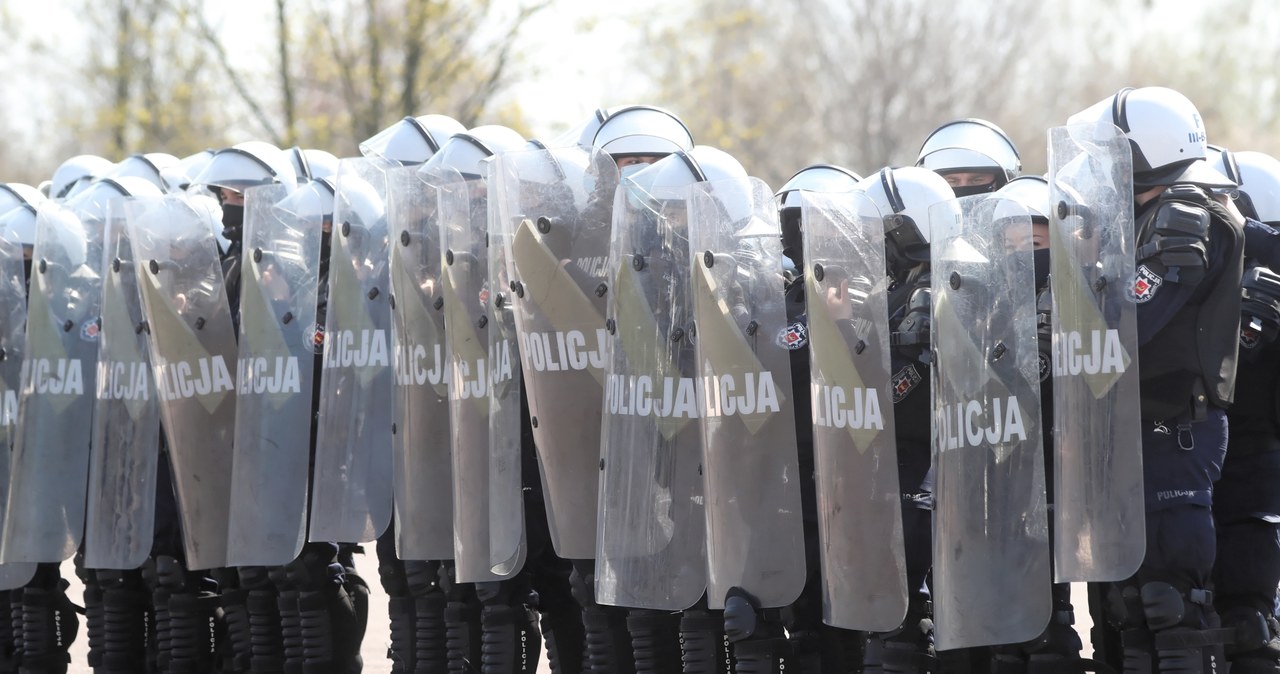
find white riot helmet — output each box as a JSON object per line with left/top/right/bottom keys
{"left": 161, "top": 150, "right": 215, "bottom": 193}
{"left": 103, "top": 152, "right": 181, "bottom": 193}
{"left": 50, "top": 154, "right": 114, "bottom": 200}
{"left": 288, "top": 147, "right": 340, "bottom": 182}
{"left": 360, "top": 114, "right": 467, "bottom": 166}
{"left": 275, "top": 178, "right": 337, "bottom": 229}
{"left": 1212, "top": 148, "right": 1280, "bottom": 225}
{"left": 192, "top": 141, "right": 299, "bottom": 193}
{"left": 551, "top": 107, "right": 618, "bottom": 149}
{"left": 993, "top": 175, "right": 1051, "bottom": 222}
{"left": 0, "top": 183, "right": 48, "bottom": 216}
{"left": 64, "top": 176, "right": 165, "bottom": 224}
{"left": 0, "top": 184, "right": 48, "bottom": 252}
{"left": 1067, "top": 86, "right": 1233, "bottom": 190}
{"left": 0, "top": 204, "right": 39, "bottom": 251}
{"left": 856, "top": 166, "right": 957, "bottom": 266}
{"left": 623, "top": 145, "right": 751, "bottom": 245}
{"left": 591, "top": 105, "right": 694, "bottom": 159}
{"left": 774, "top": 164, "right": 863, "bottom": 265}
{"left": 916, "top": 119, "right": 1021, "bottom": 197}
{"left": 419, "top": 125, "right": 527, "bottom": 178}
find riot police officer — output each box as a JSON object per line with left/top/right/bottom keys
{"left": 1067, "top": 86, "right": 1245, "bottom": 674}
{"left": 916, "top": 119, "right": 1021, "bottom": 198}
{"left": 856, "top": 166, "right": 957, "bottom": 674}
{"left": 771, "top": 163, "right": 871, "bottom": 673}
{"left": 1208, "top": 147, "right": 1280, "bottom": 674}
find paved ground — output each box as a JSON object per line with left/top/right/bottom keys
{"left": 61, "top": 557, "right": 1092, "bottom": 672}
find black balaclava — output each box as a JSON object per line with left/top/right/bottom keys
{"left": 1033, "top": 248, "right": 1051, "bottom": 288}
{"left": 221, "top": 204, "right": 245, "bottom": 243}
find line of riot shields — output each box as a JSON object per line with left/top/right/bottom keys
{"left": 0, "top": 122, "right": 1141, "bottom": 655}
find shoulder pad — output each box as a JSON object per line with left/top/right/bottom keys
{"left": 1162, "top": 183, "right": 1213, "bottom": 206}
{"left": 1136, "top": 200, "right": 1210, "bottom": 285}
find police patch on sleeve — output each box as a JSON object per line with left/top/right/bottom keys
{"left": 80, "top": 318, "right": 101, "bottom": 342}
{"left": 777, "top": 321, "right": 808, "bottom": 350}
{"left": 1130, "top": 265, "right": 1163, "bottom": 304}
{"left": 1240, "top": 325, "right": 1261, "bottom": 350}
{"left": 1038, "top": 351, "right": 1052, "bottom": 381}
{"left": 891, "top": 364, "right": 922, "bottom": 403}
{"left": 310, "top": 322, "right": 326, "bottom": 354}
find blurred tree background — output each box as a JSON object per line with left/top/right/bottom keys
{"left": 0, "top": 0, "right": 1277, "bottom": 188}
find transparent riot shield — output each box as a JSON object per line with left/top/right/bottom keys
{"left": 492, "top": 146, "right": 616, "bottom": 561}
{"left": 1, "top": 202, "right": 103, "bottom": 563}
{"left": 688, "top": 177, "right": 805, "bottom": 610}
{"left": 595, "top": 176, "right": 707, "bottom": 610}
{"left": 800, "top": 191, "right": 908, "bottom": 631}
{"left": 84, "top": 202, "right": 161, "bottom": 569}
{"left": 484, "top": 159, "right": 526, "bottom": 572}
{"left": 1048, "top": 122, "right": 1143, "bottom": 582}
{"left": 0, "top": 232, "right": 36, "bottom": 587}
{"left": 386, "top": 166, "right": 454, "bottom": 561}
{"left": 435, "top": 165, "right": 526, "bottom": 582}
{"left": 310, "top": 158, "right": 394, "bottom": 545}
{"left": 930, "top": 196, "right": 1052, "bottom": 649}
{"left": 127, "top": 196, "right": 238, "bottom": 571}
{"left": 227, "top": 183, "right": 322, "bottom": 566}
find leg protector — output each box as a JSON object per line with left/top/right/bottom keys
{"left": 17, "top": 565, "right": 78, "bottom": 674}
{"left": 581, "top": 606, "right": 634, "bottom": 674}
{"left": 538, "top": 602, "right": 584, "bottom": 674}
{"left": 1108, "top": 581, "right": 1234, "bottom": 674}
{"left": 478, "top": 601, "right": 539, "bottom": 674}
{"left": 1219, "top": 607, "right": 1280, "bottom": 674}
{"left": 246, "top": 582, "right": 285, "bottom": 673}
{"left": 625, "top": 610, "right": 682, "bottom": 674}
{"left": 277, "top": 588, "right": 303, "bottom": 674}
{"left": 678, "top": 609, "right": 729, "bottom": 674}
{"left": 387, "top": 595, "right": 416, "bottom": 673}
{"left": 219, "top": 587, "right": 251, "bottom": 672}
{"left": 414, "top": 592, "right": 448, "bottom": 674}
{"left": 96, "top": 571, "right": 151, "bottom": 674}
{"left": 166, "top": 589, "right": 221, "bottom": 673}
{"left": 442, "top": 568, "right": 483, "bottom": 674}
{"left": 405, "top": 559, "right": 448, "bottom": 674}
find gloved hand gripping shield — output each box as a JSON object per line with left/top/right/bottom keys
{"left": 929, "top": 195, "right": 1052, "bottom": 649}
{"left": 1047, "top": 121, "right": 1143, "bottom": 582}
{"left": 800, "top": 190, "right": 908, "bottom": 631}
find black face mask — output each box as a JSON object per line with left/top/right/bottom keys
{"left": 780, "top": 208, "right": 803, "bottom": 267}
{"left": 1033, "top": 248, "right": 1051, "bottom": 288}
{"left": 221, "top": 204, "right": 245, "bottom": 242}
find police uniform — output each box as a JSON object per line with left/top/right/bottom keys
{"left": 1104, "top": 183, "right": 1244, "bottom": 671}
